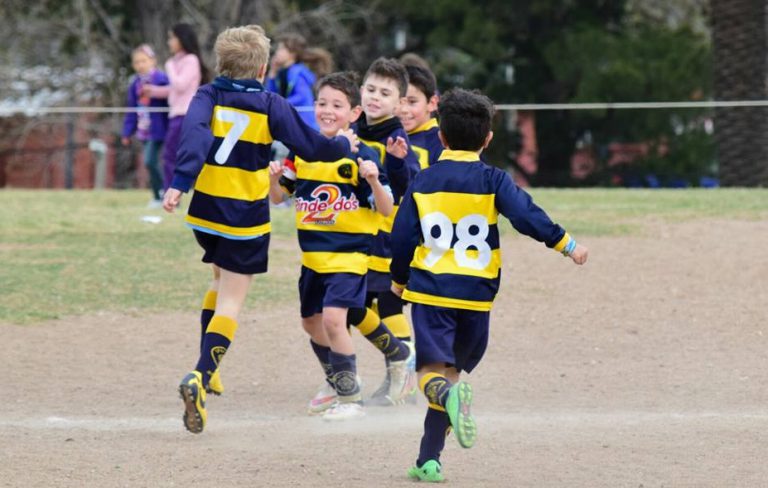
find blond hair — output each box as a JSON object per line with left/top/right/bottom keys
{"left": 214, "top": 25, "right": 271, "bottom": 80}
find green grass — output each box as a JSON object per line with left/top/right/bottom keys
{"left": 1, "top": 189, "right": 766, "bottom": 324}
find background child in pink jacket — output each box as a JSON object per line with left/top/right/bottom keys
{"left": 143, "top": 23, "right": 210, "bottom": 192}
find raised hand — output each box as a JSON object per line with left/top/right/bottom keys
{"left": 386, "top": 136, "right": 408, "bottom": 159}
{"left": 357, "top": 157, "right": 379, "bottom": 181}
{"left": 337, "top": 128, "right": 359, "bottom": 153}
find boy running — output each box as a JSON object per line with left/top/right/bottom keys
{"left": 164, "top": 25, "right": 357, "bottom": 434}
{"left": 390, "top": 88, "right": 588, "bottom": 481}
{"left": 269, "top": 72, "right": 410, "bottom": 419}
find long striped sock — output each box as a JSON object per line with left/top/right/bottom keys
{"left": 420, "top": 373, "right": 452, "bottom": 411}
{"left": 328, "top": 351, "right": 361, "bottom": 402}
{"left": 309, "top": 340, "right": 333, "bottom": 386}
{"left": 199, "top": 290, "right": 217, "bottom": 352}
{"left": 382, "top": 313, "right": 411, "bottom": 342}
{"left": 417, "top": 406, "right": 451, "bottom": 466}
{"left": 195, "top": 315, "right": 237, "bottom": 387}
{"left": 353, "top": 307, "right": 409, "bottom": 361}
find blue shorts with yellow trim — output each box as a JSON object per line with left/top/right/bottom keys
{"left": 366, "top": 270, "right": 392, "bottom": 293}
{"left": 194, "top": 230, "right": 269, "bottom": 275}
{"left": 298, "top": 266, "right": 367, "bottom": 318}
{"left": 411, "top": 303, "right": 489, "bottom": 373}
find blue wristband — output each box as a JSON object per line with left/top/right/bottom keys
{"left": 563, "top": 239, "right": 577, "bottom": 256}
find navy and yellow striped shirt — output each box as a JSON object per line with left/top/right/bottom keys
{"left": 171, "top": 77, "right": 350, "bottom": 240}
{"left": 355, "top": 116, "right": 421, "bottom": 276}
{"left": 407, "top": 118, "right": 443, "bottom": 170}
{"left": 280, "top": 144, "right": 390, "bottom": 275}
{"left": 390, "top": 150, "right": 573, "bottom": 311}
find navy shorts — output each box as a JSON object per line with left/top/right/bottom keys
{"left": 193, "top": 230, "right": 269, "bottom": 275}
{"left": 411, "top": 303, "right": 490, "bottom": 373}
{"left": 366, "top": 270, "right": 392, "bottom": 293}
{"left": 298, "top": 266, "right": 367, "bottom": 318}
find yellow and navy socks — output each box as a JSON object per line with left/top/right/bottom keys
{"left": 200, "top": 290, "right": 217, "bottom": 351}
{"left": 328, "top": 351, "right": 361, "bottom": 402}
{"left": 417, "top": 373, "right": 453, "bottom": 466}
{"left": 350, "top": 307, "right": 409, "bottom": 362}
{"left": 309, "top": 339, "right": 334, "bottom": 386}
{"left": 195, "top": 315, "right": 237, "bottom": 387}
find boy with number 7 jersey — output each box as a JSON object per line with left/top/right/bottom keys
{"left": 163, "top": 25, "right": 358, "bottom": 435}
{"left": 389, "top": 88, "right": 588, "bottom": 482}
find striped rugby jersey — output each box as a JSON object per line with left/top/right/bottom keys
{"left": 407, "top": 118, "right": 443, "bottom": 169}
{"left": 355, "top": 116, "right": 421, "bottom": 275}
{"left": 279, "top": 144, "right": 391, "bottom": 275}
{"left": 390, "top": 150, "right": 573, "bottom": 311}
{"left": 170, "top": 77, "right": 350, "bottom": 240}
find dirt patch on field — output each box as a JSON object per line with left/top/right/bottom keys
{"left": 2, "top": 219, "right": 768, "bottom": 487}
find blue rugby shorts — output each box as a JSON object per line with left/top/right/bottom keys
{"left": 411, "top": 302, "right": 490, "bottom": 373}
{"left": 298, "top": 266, "right": 367, "bottom": 318}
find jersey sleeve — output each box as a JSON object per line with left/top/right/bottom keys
{"left": 267, "top": 95, "right": 350, "bottom": 162}
{"left": 389, "top": 181, "right": 422, "bottom": 286}
{"left": 356, "top": 145, "right": 391, "bottom": 208}
{"left": 170, "top": 86, "right": 216, "bottom": 192}
{"left": 492, "top": 168, "right": 566, "bottom": 247}
{"left": 121, "top": 77, "right": 138, "bottom": 138}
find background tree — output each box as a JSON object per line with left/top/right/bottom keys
{"left": 711, "top": 0, "right": 768, "bottom": 187}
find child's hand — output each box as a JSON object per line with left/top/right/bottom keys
{"left": 337, "top": 128, "right": 359, "bottom": 153}
{"left": 570, "top": 244, "right": 588, "bottom": 265}
{"left": 357, "top": 158, "right": 379, "bottom": 182}
{"left": 163, "top": 188, "right": 182, "bottom": 213}
{"left": 268, "top": 160, "right": 283, "bottom": 181}
{"left": 121, "top": 137, "right": 130, "bottom": 146}
{"left": 390, "top": 283, "right": 404, "bottom": 297}
{"left": 386, "top": 136, "right": 408, "bottom": 159}
{"left": 140, "top": 84, "right": 154, "bottom": 97}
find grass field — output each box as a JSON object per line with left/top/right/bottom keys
{"left": 1, "top": 188, "right": 766, "bottom": 324}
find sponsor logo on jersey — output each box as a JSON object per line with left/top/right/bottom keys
{"left": 296, "top": 184, "right": 359, "bottom": 225}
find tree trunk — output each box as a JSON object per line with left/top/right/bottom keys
{"left": 711, "top": 0, "right": 768, "bottom": 186}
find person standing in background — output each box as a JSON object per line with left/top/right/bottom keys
{"left": 266, "top": 33, "right": 318, "bottom": 130}
{"left": 143, "top": 23, "right": 210, "bottom": 193}
{"left": 121, "top": 44, "right": 169, "bottom": 208}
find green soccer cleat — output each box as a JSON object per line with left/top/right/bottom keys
{"left": 179, "top": 371, "right": 207, "bottom": 434}
{"left": 407, "top": 460, "right": 445, "bottom": 482}
{"left": 445, "top": 381, "right": 476, "bottom": 448}
{"left": 206, "top": 369, "right": 224, "bottom": 396}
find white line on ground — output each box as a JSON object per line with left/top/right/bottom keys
{"left": 2, "top": 410, "right": 767, "bottom": 433}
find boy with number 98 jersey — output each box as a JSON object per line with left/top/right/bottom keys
{"left": 390, "top": 88, "right": 589, "bottom": 482}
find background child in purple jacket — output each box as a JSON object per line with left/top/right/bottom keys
{"left": 121, "top": 44, "right": 169, "bottom": 206}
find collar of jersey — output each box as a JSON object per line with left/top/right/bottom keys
{"left": 438, "top": 149, "right": 481, "bottom": 162}
{"left": 409, "top": 118, "right": 438, "bottom": 135}
{"left": 212, "top": 76, "right": 264, "bottom": 93}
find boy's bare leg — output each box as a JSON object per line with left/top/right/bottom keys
{"left": 322, "top": 307, "right": 363, "bottom": 418}
{"left": 304, "top": 314, "right": 337, "bottom": 414}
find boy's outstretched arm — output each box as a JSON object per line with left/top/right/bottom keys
{"left": 493, "top": 169, "right": 588, "bottom": 264}
{"left": 389, "top": 185, "right": 422, "bottom": 295}
{"left": 268, "top": 95, "right": 357, "bottom": 162}
{"left": 163, "top": 88, "right": 216, "bottom": 213}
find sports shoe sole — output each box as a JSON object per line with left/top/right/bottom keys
{"left": 446, "top": 382, "right": 476, "bottom": 448}
{"left": 407, "top": 460, "right": 445, "bottom": 482}
{"left": 179, "top": 383, "right": 205, "bottom": 434}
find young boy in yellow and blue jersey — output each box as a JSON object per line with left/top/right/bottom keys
{"left": 390, "top": 88, "right": 589, "bottom": 482}
{"left": 350, "top": 57, "right": 421, "bottom": 405}
{"left": 268, "top": 71, "right": 412, "bottom": 420}
{"left": 163, "top": 25, "right": 358, "bottom": 434}
{"left": 399, "top": 64, "right": 442, "bottom": 169}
